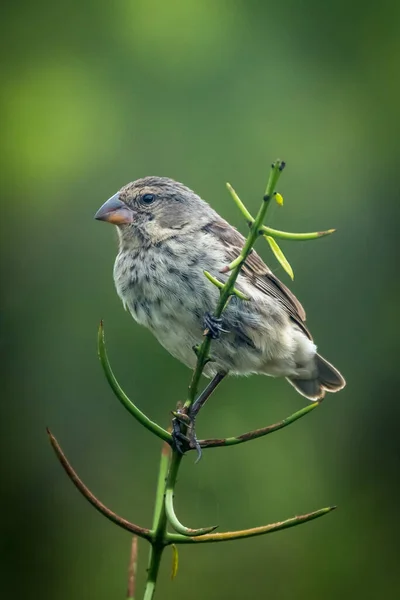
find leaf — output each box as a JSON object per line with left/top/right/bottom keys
{"left": 265, "top": 235, "right": 294, "bottom": 280}
{"left": 171, "top": 544, "right": 179, "bottom": 580}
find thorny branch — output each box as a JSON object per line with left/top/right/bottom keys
{"left": 48, "top": 160, "right": 339, "bottom": 600}
{"left": 47, "top": 427, "right": 335, "bottom": 546}
{"left": 182, "top": 161, "right": 286, "bottom": 418}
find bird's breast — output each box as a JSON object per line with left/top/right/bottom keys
{"left": 113, "top": 243, "right": 220, "bottom": 335}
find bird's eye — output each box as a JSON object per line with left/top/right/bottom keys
{"left": 141, "top": 193, "right": 155, "bottom": 205}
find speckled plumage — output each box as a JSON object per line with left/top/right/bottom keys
{"left": 96, "top": 176, "right": 345, "bottom": 400}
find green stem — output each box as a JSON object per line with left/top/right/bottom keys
{"left": 226, "top": 254, "right": 246, "bottom": 271}
{"left": 151, "top": 441, "right": 170, "bottom": 532}
{"left": 167, "top": 506, "right": 336, "bottom": 544}
{"left": 143, "top": 443, "right": 217, "bottom": 599}
{"left": 98, "top": 322, "right": 172, "bottom": 444}
{"left": 143, "top": 545, "right": 163, "bottom": 600}
{"left": 164, "top": 451, "right": 218, "bottom": 536}
{"left": 203, "top": 270, "right": 249, "bottom": 300}
{"left": 197, "top": 402, "right": 320, "bottom": 449}
{"left": 143, "top": 441, "right": 171, "bottom": 600}
{"left": 226, "top": 182, "right": 253, "bottom": 222}
{"left": 226, "top": 182, "right": 336, "bottom": 241}
{"left": 184, "top": 160, "right": 285, "bottom": 411}
{"left": 262, "top": 225, "right": 336, "bottom": 240}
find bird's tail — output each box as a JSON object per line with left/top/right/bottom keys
{"left": 287, "top": 354, "right": 346, "bottom": 401}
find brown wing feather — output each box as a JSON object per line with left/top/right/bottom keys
{"left": 204, "top": 220, "right": 312, "bottom": 340}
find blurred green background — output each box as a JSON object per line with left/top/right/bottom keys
{"left": 1, "top": 0, "right": 399, "bottom": 598}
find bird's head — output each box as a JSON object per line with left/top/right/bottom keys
{"left": 95, "top": 176, "right": 214, "bottom": 248}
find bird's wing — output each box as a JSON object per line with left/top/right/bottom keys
{"left": 204, "top": 219, "right": 312, "bottom": 339}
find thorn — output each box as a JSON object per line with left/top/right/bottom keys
{"left": 192, "top": 344, "right": 200, "bottom": 357}
{"left": 219, "top": 265, "right": 230, "bottom": 273}
{"left": 318, "top": 228, "right": 336, "bottom": 236}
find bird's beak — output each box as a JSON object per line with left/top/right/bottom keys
{"left": 94, "top": 193, "right": 134, "bottom": 225}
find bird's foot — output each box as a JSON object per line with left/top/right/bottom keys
{"left": 203, "top": 313, "right": 229, "bottom": 339}
{"left": 171, "top": 409, "right": 190, "bottom": 454}
{"left": 171, "top": 408, "right": 202, "bottom": 462}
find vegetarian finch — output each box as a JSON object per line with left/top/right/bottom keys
{"left": 95, "top": 177, "right": 345, "bottom": 402}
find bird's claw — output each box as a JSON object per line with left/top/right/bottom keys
{"left": 172, "top": 415, "right": 190, "bottom": 454}
{"left": 171, "top": 410, "right": 203, "bottom": 461}
{"left": 186, "top": 414, "right": 203, "bottom": 462}
{"left": 172, "top": 410, "right": 188, "bottom": 452}
{"left": 203, "top": 313, "right": 229, "bottom": 339}
{"left": 190, "top": 432, "right": 203, "bottom": 463}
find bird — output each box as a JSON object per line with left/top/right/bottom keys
{"left": 95, "top": 176, "right": 345, "bottom": 409}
